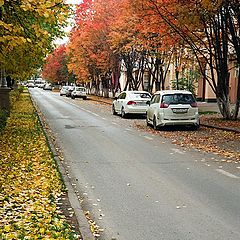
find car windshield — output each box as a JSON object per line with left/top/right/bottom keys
{"left": 162, "top": 94, "right": 196, "bottom": 105}
{"left": 76, "top": 87, "right": 86, "bottom": 91}
{"left": 130, "top": 92, "right": 151, "bottom": 99}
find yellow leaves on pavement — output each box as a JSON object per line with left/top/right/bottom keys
{"left": 0, "top": 91, "right": 79, "bottom": 239}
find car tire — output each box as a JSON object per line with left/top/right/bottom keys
{"left": 121, "top": 107, "right": 126, "bottom": 118}
{"left": 146, "top": 115, "right": 151, "bottom": 126}
{"left": 153, "top": 116, "right": 158, "bottom": 130}
{"left": 112, "top": 105, "right": 117, "bottom": 115}
{"left": 83, "top": 96, "right": 87, "bottom": 100}
{"left": 191, "top": 124, "right": 200, "bottom": 130}
{"left": 71, "top": 96, "right": 75, "bottom": 99}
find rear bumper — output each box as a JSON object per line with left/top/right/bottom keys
{"left": 73, "top": 94, "right": 87, "bottom": 98}
{"left": 125, "top": 106, "right": 148, "bottom": 114}
{"left": 159, "top": 118, "right": 199, "bottom": 126}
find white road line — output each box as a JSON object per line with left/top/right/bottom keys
{"left": 144, "top": 136, "right": 153, "bottom": 140}
{"left": 215, "top": 169, "right": 240, "bottom": 179}
{"left": 125, "top": 128, "right": 132, "bottom": 131}
{"left": 91, "top": 113, "right": 100, "bottom": 117}
{"left": 171, "top": 148, "right": 185, "bottom": 155}
{"left": 102, "top": 117, "right": 106, "bottom": 120}
{"left": 112, "top": 122, "right": 118, "bottom": 125}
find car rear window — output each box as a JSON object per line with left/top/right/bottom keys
{"left": 130, "top": 93, "right": 151, "bottom": 99}
{"left": 76, "top": 87, "right": 86, "bottom": 91}
{"left": 162, "top": 94, "right": 196, "bottom": 105}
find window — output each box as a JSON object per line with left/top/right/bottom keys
{"left": 119, "top": 93, "right": 126, "bottom": 99}
{"left": 130, "top": 92, "right": 151, "bottom": 99}
{"left": 162, "top": 94, "right": 195, "bottom": 105}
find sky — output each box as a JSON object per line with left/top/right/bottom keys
{"left": 65, "top": 0, "right": 82, "bottom": 4}
{"left": 54, "top": 0, "right": 82, "bottom": 45}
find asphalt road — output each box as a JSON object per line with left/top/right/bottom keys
{"left": 30, "top": 88, "right": 240, "bottom": 240}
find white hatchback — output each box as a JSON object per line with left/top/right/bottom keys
{"left": 112, "top": 91, "right": 151, "bottom": 117}
{"left": 146, "top": 90, "right": 199, "bottom": 129}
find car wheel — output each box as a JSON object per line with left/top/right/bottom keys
{"left": 121, "top": 107, "right": 126, "bottom": 118}
{"left": 112, "top": 105, "right": 117, "bottom": 115}
{"left": 71, "top": 96, "right": 75, "bottom": 99}
{"left": 191, "top": 124, "right": 200, "bottom": 130}
{"left": 146, "top": 115, "right": 151, "bottom": 126}
{"left": 153, "top": 116, "right": 158, "bottom": 130}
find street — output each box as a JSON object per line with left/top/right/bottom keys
{"left": 30, "top": 88, "right": 240, "bottom": 240}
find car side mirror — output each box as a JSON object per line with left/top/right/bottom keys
{"left": 114, "top": 96, "right": 118, "bottom": 100}
{"left": 146, "top": 100, "right": 150, "bottom": 105}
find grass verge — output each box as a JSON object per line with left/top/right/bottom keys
{"left": 0, "top": 90, "right": 80, "bottom": 239}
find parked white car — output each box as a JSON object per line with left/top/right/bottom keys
{"left": 60, "top": 86, "right": 69, "bottom": 96}
{"left": 146, "top": 90, "right": 199, "bottom": 130}
{"left": 71, "top": 86, "right": 87, "bottom": 100}
{"left": 112, "top": 91, "right": 151, "bottom": 117}
{"left": 43, "top": 83, "right": 52, "bottom": 90}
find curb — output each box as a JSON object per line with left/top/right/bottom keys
{"left": 200, "top": 123, "right": 240, "bottom": 133}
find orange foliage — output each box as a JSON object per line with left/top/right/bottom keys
{"left": 42, "top": 45, "right": 69, "bottom": 84}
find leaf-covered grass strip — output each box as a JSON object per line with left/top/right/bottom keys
{"left": 0, "top": 92, "right": 79, "bottom": 239}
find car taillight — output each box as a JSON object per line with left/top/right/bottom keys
{"left": 127, "top": 101, "right": 137, "bottom": 105}
{"left": 160, "top": 103, "right": 169, "bottom": 108}
{"left": 191, "top": 102, "right": 197, "bottom": 107}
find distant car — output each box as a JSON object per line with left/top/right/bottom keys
{"left": 146, "top": 90, "right": 199, "bottom": 130}
{"left": 27, "top": 82, "right": 35, "bottom": 88}
{"left": 60, "top": 86, "right": 69, "bottom": 96}
{"left": 43, "top": 83, "right": 52, "bottom": 90}
{"left": 65, "top": 86, "right": 75, "bottom": 97}
{"left": 27, "top": 80, "right": 35, "bottom": 88}
{"left": 71, "top": 86, "right": 87, "bottom": 100}
{"left": 112, "top": 91, "right": 151, "bottom": 117}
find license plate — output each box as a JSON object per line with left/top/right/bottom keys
{"left": 172, "top": 108, "right": 188, "bottom": 113}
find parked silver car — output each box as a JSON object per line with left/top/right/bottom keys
{"left": 43, "top": 83, "right": 52, "bottom": 90}
{"left": 65, "top": 86, "right": 75, "bottom": 97}
{"left": 112, "top": 91, "right": 151, "bottom": 117}
{"left": 60, "top": 86, "right": 69, "bottom": 96}
{"left": 146, "top": 90, "right": 199, "bottom": 130}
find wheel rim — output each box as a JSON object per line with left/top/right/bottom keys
{"left": 146, "top": 116, "right": 150, "bottom": 126}
{"left": 153, "top": 117, "right": 157, "bottom": 130}
{"left": 112, "top": 105, "right": 116, "bottom": 114}
{"left": 121, "top": 108, "right": 125, "bottom": 117}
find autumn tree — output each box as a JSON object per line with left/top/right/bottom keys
{"left": 109, "top": 0, "right": 180, "bottom": 92}
{"left": 0, "top": 0, "right": 69, "bottom": 82}
{"left": 42, "top": 44, "right": 73, "bottom": 84}
{"left": 137, "top": 0, "right": 240, "bottom": 119}
{"left": 67, "top": 0, "right": 121, "bottom": 96}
